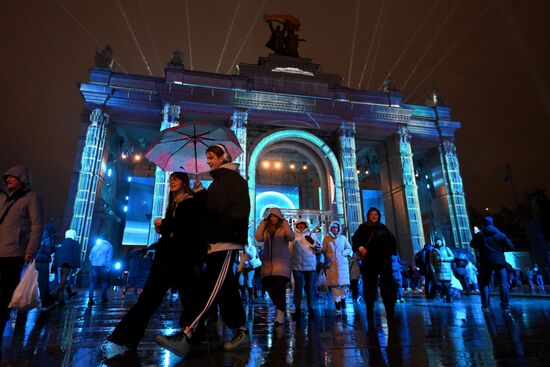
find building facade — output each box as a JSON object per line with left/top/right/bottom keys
{"left": 67, "top": 51, "right": 472, "bottom": 265}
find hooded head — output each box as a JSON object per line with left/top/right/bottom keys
{"left": 482, "top": 216, "right": 494, "bottom": 227}
{"left": 65, "top": 229, "right": 77, "bottom": 240}
{"left": 3, "top": 165, "right": 31, "bottom": 191}
{"left": 434, "top": 237, "right": 443, "bottom": 248}
{"left": 366, "top": 207, "right": 382, "bottom": 224}
{"left": 294, "top": 218, "right": 310, "bottom": 232}
{"left": 329, "top": 221, "right": 341, "bottom": 238}
{"left": 265, "top": 207, "right": 284, "bottom": 221}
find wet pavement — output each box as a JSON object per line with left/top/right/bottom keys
{"left": 1, "top": 289, "right": 549, "bottom": 366}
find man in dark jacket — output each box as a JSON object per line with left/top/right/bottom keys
{"left": 352, "top": 207, "right": 398, "bottom": 325}
{"left": 415, "top": 243, "right": 435, "bottom": 298}
{"left": 53, "top": 229, "right": 81, "bottom": 306}
{"left": 470, "top": 216, "right": 514, "bottom": 312}
{"left": 35, "top": 224, "right": 57, "bottom": 308}
{"left": 0, "top": 166, "right": 44, "bottom": 327}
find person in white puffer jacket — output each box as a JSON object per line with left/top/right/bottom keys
{"left": 289, "top": 218, "right": 321, "bottom": 321}
{"left": 322, "top": 221, "right": 353, "bottom": 315}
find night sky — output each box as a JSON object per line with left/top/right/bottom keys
{"left": 1, "top": 0, "right": 549, "bottom": 222}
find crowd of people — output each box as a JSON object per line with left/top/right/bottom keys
{"left": 1, "top": 155, "right": 548, "bottom": 361}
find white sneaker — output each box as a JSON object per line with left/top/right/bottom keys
{"left": 275, "top": 309, "right": 285, "bottom": 325}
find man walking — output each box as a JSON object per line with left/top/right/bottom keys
{"left": 88, "top": 234, "right": 112, "bottom": 305}
{"left": 470, "top": 216, "right": 514, "bottom": 312}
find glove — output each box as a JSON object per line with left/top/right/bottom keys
{"left": 304, "top": 235, "right": 314, "bottom": 245}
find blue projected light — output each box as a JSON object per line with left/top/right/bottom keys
{"left": 256, "top": 185, "right": 299, "bottom": 221}
{"left": 122, "top": 176, "right": 154, "bottom": 246}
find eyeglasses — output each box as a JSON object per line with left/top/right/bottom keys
{"left": 169, "top": 178, "right": 182, "bottom": 182}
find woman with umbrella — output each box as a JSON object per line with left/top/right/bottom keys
{"left": 156, "top": 144, "right": 251, "bottom": 357}
{"left": 107, "top": 171, "right": 203, "bottom": 350}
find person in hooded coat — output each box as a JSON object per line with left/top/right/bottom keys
{"left": 289, "top": 218, "right": 320, "bottom": 321}
{"left": 255, "top": 208, "right": 294, "bottom": 324}
{"left": 0, "top": 166, "right": 44, "bottom": 328}
{"left": 470, "top": 216, "right": 514, "bottom": 311}
{"left": 351, "top": 207, "right": 398, "bottom": 324}
{"left": 429, "top": 238, "right": 455, "bottom": 303}
{"left": 322, "top": 221, "right": 352, "bottom": 314}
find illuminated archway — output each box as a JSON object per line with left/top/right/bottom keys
{"left": 247, "top": 129, "right": 344, "bottom": 232}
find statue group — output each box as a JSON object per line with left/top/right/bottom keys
{"left": 264, "top": 15, "right": 305, "bottom": 57}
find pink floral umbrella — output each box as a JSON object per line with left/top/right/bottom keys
{"left": 145, "top": 122, "right": 242, "bottom": 174}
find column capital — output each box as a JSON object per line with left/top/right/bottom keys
{"left": 89, "top": 108, "right": 109, "bottom": 127}
{"left": 397, "top": 126, "right": 410, "bottom": 143}
{"left": 162, "top": 103, "right": 181, "bottom": 121}
{"left": 440, "top": 139, "right": 456, "bottom": 155}
{"left": 339, "top": 121, "right": 356, "bottom": 137}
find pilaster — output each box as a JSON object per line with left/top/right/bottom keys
{"left": 438, "top": 139, "right": 472, "bottom": 248}
{"left": 338, "top": 121, "right": 362, "bottom": 236}
{"left": 69, "top": 109, "right": 109, "bottom": 262}
{"left": 377, "top": 127, "right": 424, "bottom": 264}
{"left": 148, "top": 103, "right": 181, "bottom": 245}
{"left": 230, "top": 110, "right": 248, "bottom": 178}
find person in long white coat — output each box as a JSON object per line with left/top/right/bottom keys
{"left": 322, "top": 221, "right": 352, "bottom": 314}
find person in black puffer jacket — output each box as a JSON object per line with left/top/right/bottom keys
{"left": 470, "top": 216, "right": 514, "bottom": 312}
{"left": 352, "top": 207, "right": 398, "bottom": 325}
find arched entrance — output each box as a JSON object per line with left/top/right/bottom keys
{"left": 247, "top": 129, "right": 344, "bottom": 240}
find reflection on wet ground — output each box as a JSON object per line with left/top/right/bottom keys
{"left": 1, "top": 290, "right": 549, "bottom": 366}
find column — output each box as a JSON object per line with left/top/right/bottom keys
{"left": 338, "top": 121, "right": 362, "bottom": 236}
{"left": 230, "top": 110, "right": 251, "bottom": 244}
{"left": 230, "top": 110, "right": 248, "bottom": 177}
{"left": 147, "top": 103, "right": 181, "bottom": 245}
{"left": 438, "top": 139, "right": 472, "bottom": 248}
{"left": 70, "top": 109, "right": 109, "bottom": 262}
{"left": 377, "top": 127, "right": 424, "bottom": 264}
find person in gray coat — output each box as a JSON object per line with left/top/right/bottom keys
{"left": 0, "top": 166, "right": 44, "bottom": 326}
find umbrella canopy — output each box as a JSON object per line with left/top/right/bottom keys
{"left": 145, "top": 122, "right": 243, "bottom": 174}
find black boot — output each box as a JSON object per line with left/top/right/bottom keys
{"left": 340, "top": 298, "right": 346, "bottom": 310}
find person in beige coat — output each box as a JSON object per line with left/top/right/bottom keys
{"left": 255, "top": 208, "right": 294, "bottom": 325}
{"left": 322, "top": 221, "right": 353, "bottom": 314}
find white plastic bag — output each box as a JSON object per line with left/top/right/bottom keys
{"left": 9, "top": 260, "right": 40, "bottom": 310}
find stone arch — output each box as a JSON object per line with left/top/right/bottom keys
{"left": 247, "top": 129, "right": 344, "bottom": 231}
